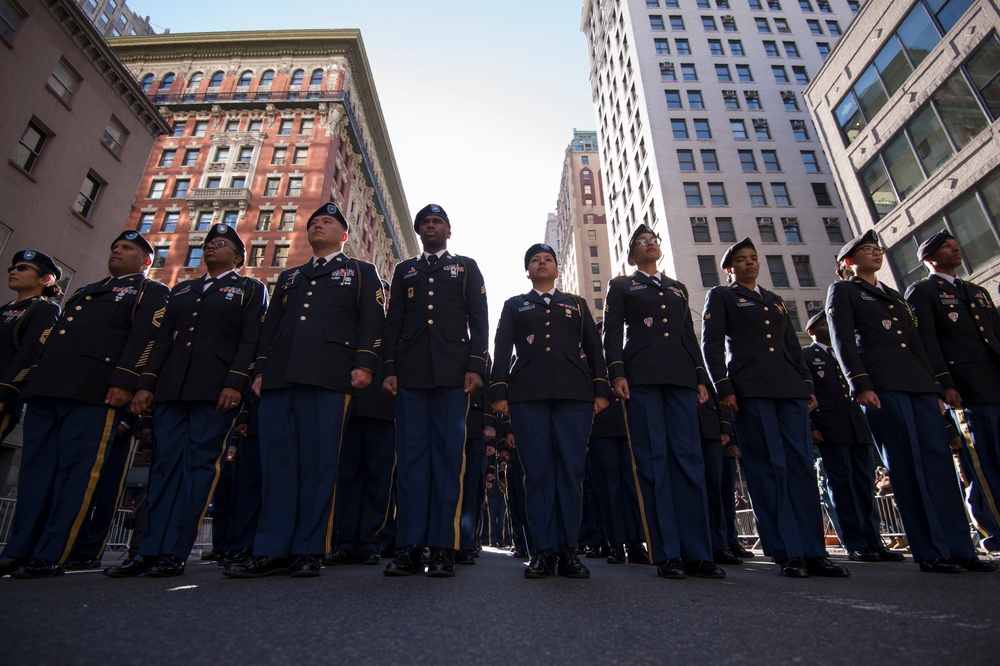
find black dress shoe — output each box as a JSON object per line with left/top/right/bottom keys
{"left": 427, "top": 548, "right": 456, "bottom": 578}
{"left": 147, "top": 555, "right": 186, "bottom": 578}
{"left": 383, "top": 545, "right": 424, "bottom": 576}
{"left": 524, "top": 551, "right": 556, "bottom": 579}
{"left": 955, "top": 556, "right": 999, "bottom": 572}
{"left": 848, "top": 548, "right": 882, "bottom": 562}
{"left": 713, "top": 549, "right": 743, "bottom": 565}
{"left": 876, "top": 546, "right": 905, "bottom": 562}
{"left": 223, "top": 547, "right": 252, "bottom": 566}
{"left": 0, "top": 556, "right": 25, "bottom": 576}
{"left": 321, "top": 548, "right": 356, "bottom": 566}
{"left": 606, "top": 544, "right": 627, "bottom": 564}
{"left": 731, "top": 543, "right": 755, "bottom": 559}
{"left": 290, "top": 555, "right": 321, "bottom": 577}
{"left": 805, "top": 556, "right": 850, "bottom": 577}
{"left": 104, "top": 555, "right": 148, "bottom": 578}
{"left": 11, "top": 558, "right": 64, "bottom": 578}
{"left": 656, "top": 558, "right": 687, "bottom": 579}
{"left": 686, "top": 560, "right": 726, "bottom": 578}
{"left": 65, "top": 557, "right": 103, "bottom": 570}
{"left": 200, "top": 550, "right": 223, "bottom": 562}
{"left": 780, "top": 557, "right": 810, "bottom": 578}
{"left": 583, "top": 544, "right": 602, "bottom": 559}
{"left": 223, "top": 555, "right": 292, "bottom": 578}
{"left": 557, "top": 550, "right": 591, "bottom": 579}
{"left": 359, "top": 550, "right": 381, "bottom": 565}
{"left": 919, "top": 558, "right": 964, "bottom": 573}
{"left": 626, "top": 541, "right": 649, "bottom": 564}
{"left": 454, "top": 549, "right": 476, "bottom": 565}
{"left": 511, "top": 548, "right": 529, "bottom": 559}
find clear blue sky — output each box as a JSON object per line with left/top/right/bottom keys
{"left": 126, "top": 0, "right": 598, "bottom": 329}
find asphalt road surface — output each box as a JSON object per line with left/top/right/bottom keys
{"left": 2, "top": 549, "right": 997, "bottom": 665}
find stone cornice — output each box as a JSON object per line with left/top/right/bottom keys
{"left": 44, "top": 0, "right": 170, "bottom": 138}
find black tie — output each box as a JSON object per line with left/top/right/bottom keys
{"left": 427, "top": 254, "right": 438, "bottom": 266}
{"left": 315, "top": 257, "right": 327, "bottom": 269}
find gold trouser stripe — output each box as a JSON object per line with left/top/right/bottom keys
{"left": 375, "top": 456, "right": 398, "bottom": 538}
{"left": 621, "top": 401, "right": 654, "bottom": 564}
{"left": 451, "top": 393, "right": 472, "bottom": 551}
{"left": 195, "top": 411, "right": 241, "bottom": 541}
{"left": 324, "top": 395, "right": 352, "bottom": 554}
{"left": 95, "top": 436, "right": 139, "bottom": 559}
{"left": 958, "top": 409, "right": 1000, "bottom": 533}
{"left": 59, "top": 408, "right": 116, "bottom": 565}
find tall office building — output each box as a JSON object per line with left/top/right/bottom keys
{"left": 554, "top": 130, "right": 612, "bottom": 320}
{"left": 806, "top": 0, "right": 1000, "bottom": 294}
{"left": 109, "top": 30, "right": 418, "bottom": 289}
{"left": 582, "top": 0, "right": 864, "bottom": 333}
{"left": 75, "top": 0, "right": 154, "bottom": 37}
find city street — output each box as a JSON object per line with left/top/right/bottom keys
{"left": 2, "top": 548, "right": 997, "bottom": 664}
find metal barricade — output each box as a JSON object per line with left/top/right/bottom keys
{"left": 875, "top": 493, "right": 907, "bottom": 538}
{"left": 193, "top": 516, "right": 214, "bottom": 551}
{"left": 104, "top": 508, "right": 135, "bottom": 551}
{"left": 0, "top": 496, "right": 16, "bottom": 546}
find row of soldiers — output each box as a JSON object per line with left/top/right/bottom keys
{"left": 0, "top": 202, "right": 998, "bottom": 580}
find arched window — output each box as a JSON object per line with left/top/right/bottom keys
{"left": 185, "top": 72, "right": 203, "bottom": 91}
{"left": 208, "top": 71, "right": 225, "bottom": 88}
{"left": 238, "top": 70, "right": 252, "bottom": 87}
{"left": 309, "top": 68, "right": 324, "bottom": 86}
{"left": 290, "top": 69, "right": 305, "bottom": 86}
{"left": 140, "top": 73, "right": 154, "bottom": 91}
{"left": 161, "top": 72, "right": 175, "bottom": 89}
{"left": 259, "top": 70, "right": 274, "bottom": 87}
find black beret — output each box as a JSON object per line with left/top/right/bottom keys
{"left": 414, "top": 203, "right": 449, "bottom": 231}
{"left": 627, "top": 223, "right": 658, "bottom": 266}
{"left": 113, "top": 230, "right": 153, "bottom": 256}
{"left": 805, "top": 311, "right": 826, "bottom": 331}
{"left": 307, "top": 202, "right": 348, "bottom": 231}
{"left": 204, "top": 223, "right": 245, "bottom": 256}
{"left": 836, "top": 229, "right": 880, "bottom": 263}
{"left": 12, "top": 250, "right": 61, "bottom": 281}
{"left": 524, "top": 243, "right": 558, "bottom": 270}
{"left": 720, "top": 237, "right": 756, "bottom": 269}
{"left": 917, "top": 229, "right": 955, "bottom": 261}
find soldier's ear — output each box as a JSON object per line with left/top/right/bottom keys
{"left": 446, "top": 230, "right": 453, "bottom": 240}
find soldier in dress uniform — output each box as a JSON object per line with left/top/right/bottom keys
{"left": 224, "top": 203, "right": 384, "bottom": 578}
{"left": 491, "top": 243, "right": 611, "bottom": 579}
{"left": 2, "top": 231, "right": 169, "bottom": 578}
{"left": 325, "top": 280, "right": 396, "bottom": 568}
{"left": 381, "top": 204, "right": 489, "bottom": 578}
{"left": 697, "top": 390, "right": 743, "bottom": 565}
{"left": 605, "top": 225, "right": 725, "bottom": 580}
{"left": 827, "top": 230, "right": 995, "bottom": 573}
{"left": 702, "top": 237, "right": 848, "bottom": 578}
{"left": 456, "top": 382, "right": 496, "bottom": 564}
{"left": 803, "top": 312, "right": 903, "bottom": 563}
{"left": 905, "top": 230, "right": 1000, "bottom": 554}
{"left": 105, "top": 224, "right": 266, "bottom": 578}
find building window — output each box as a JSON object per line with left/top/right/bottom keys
{"left": 222, "top": 210, "right": 238, "bottom": 225}
{"left": 676, "top": 38, "right": 691, "bottom": 54}
{"left": 824, "top": 217, "right": 845, "bottom": 243}
{"left": 772, "top": 183, "right": 791, "bottom": 206}
{"left": 708, "top": 39, "right": 724, "bottom": 56}
{"left": 763, "top": 41, "right": 779, "bottom": 57}
{"left": 681, "top": 63, "right": 698, "bottom": 81}
{"left": 300, "top": 118, "right": 314, "bottom": 135}
{"left": 784, "top": 41, "right": 800, "bottom": 58}
{"left": 817, "top": 42, "right": 830, "bottom": 59}
{"left": 655, "top": 38, "right": 670, "bottom": 55}
{"left": 152, "top": 247, "right": 169, "bottom": 269}
{"left": 661, "top": 63, "right": 676, "bottom": 81}
{"left": 592, "top": 279, "right": 602, "bottom": 292}
{"left": 756, "top": 216, "right": 777, "bottom": 242}
{"left": 772, "top": 66, "right": 789, "bottom": 83}
{"left": 677, "top": 149, "right": 695, "bottom": 171}
{"left": 264, "top": 178, "right": 280, "bottom": 197}
{"left": 137, "top": 212, "right": 155, "bottom": 233}
{"left": 766, "top": 255, "right": 790, "bottom": 287}
{"left": 185, "top": 246, "right": 203, "bottom": 268}
{"left": 716, "top": 217, "right": 736, "bottom": 242}
{"left": 730, "top": 119, "right": 748, "bottom": 140}
{"left": 286, "top": 177, "right": 302, "bottom": 197}
{"left": 280, "top": 210, "right": 296, "bottom": 230}
{"left": 785, "top": 301, "right": 802, "bottom": 332}
{"left": 591, "top": 263, "right": 601, "bottom": 275}
{"left": 812, "top": 182, "right": 834, "bottom": 206}
{"left": 278, "top": 119, "right": 292, "bottom": 135}
{"left": 782, "top": 217, "right": 802, "bottom": 243}
{"left": 272, "top": 147, "right": 287, "bottom": 165}
{"left": 162, "top": 211, "right": 179, "bottom": 233}
{"left": 791, "top": 119, "right": 809, "bottom": 140}
{"left": 807, "top": 19, "right": 822, "bottom": 34}
{"left": 826, "top": 20, "right": 841, "bottom": 35}
{"left": 238, "top": 70, "right": 252, "bottom": 87}
{"left": 687, "top": 90, "right": 705, "bottom": 108}
{"left": 293, "top": 147, "right": 308, "bottom": 166}
{"left": 799, "top": 0, "right": 813, "bottom": 10}
{"left": 723, "top": 90, "right": 740, "bottom": 110}
{"left": 722, "top": 15, "right": 737, "bottom": 31}
{"left": 665, "top": 90, "right": 682, "bottom": 108}
{"left": 670, "top": 15, "right": 685, "bottom": 30}
{"left": 701, "top": 149, "right": 719, "bottom": 171}
{"left": 671, "top": 119, "right": 689, "bottom": 139}
{"left": 159, "top": 149, "right": 176, "bottom": 167}
{"left": 231, "top": 176, "right": 246, "bottom": 189}
{"left": 589, "top": 245, "right": 599, "bottom": 258}
{"left": 183, "top": 72, "right": 202, "bottom": 100}
{"left": 182, "top": 149, "right": 199, "bottom": 167}
{"left": 171, "top": 121, "right": 186, "bottom": 138}
{"left": 208, "top": 71, "right": 224, "bottom": 90}
{"left": 684, "top": 182, "right": 703, "bottom": 206}
{"left": 47, "top": 59, "right": 81, "bottom": 105}
{"left": 171, "top": 179, "right": 189, "bottom": 198}
{"left": 650, "top": 15, "right": 665, "bottom": 30}
{"left": 195, "top": 211, "right": 213, "bottom": 231}
{"left": 761, "top": 149, "right": 780, "bottom": 171}
{"left": 100, "top": 115, "right": 128, "bottom": 156}
{"left": 782, "top": 91, "right": 799, "bottom": 111}
{"left": 736, "top": 64, "right": 753, "bottom": 82}
{"left": 193, "top": 120, "right": 208, "bottom": 137}
{"left": 702, "top": 16, "right": 717, "bottom": 31}
{"left": 744, "top": 91, "right": 762, "bottom": 110}
{"left": 792, "top": 66, "right": 810, "bottom": 84}
{"left": 139, "top": 73, "right": 153, "bottom": 91}
{"left": 739, "top": 150, "right": 758, "bottom": 172}
{"left": 754, "top": 119, "right": 771, "bottom": 140}
{"left": 205, "top": 176, "right": 221, "bottom": 189}
{"left": 1, "top": 0, "right": 26, "bottom": 42}
{"left": 729, "top": 39, "right": 744, "bottom": 56}
{"left": 691, "top": 217, "right": 712, "bottom": 242}
{"left": 272, "top": 245, "right": 290, "bottom": 268}
{"left": 698, "top": 256, "right": 720, "bottom": 287}
{"left": 793, "top": 255, "right": 816, "bottom": 287}
{"left": 221, "top": 120, "right": 238, "bottom": 132}
{"left": 708, "top": 182, "right": 728, "bottom": 206}
{"left": 214, "top": 146, "right": 230, "bottom": 163}
{"left": 256, "top": 210, "right": 272, "bottom": 231}
{"left": 148, "top": 180, "right": 165, "bottom": 199}
{"left": 693, "top": 119, "right": 712, "bottom": 139}
{"left": 11, "top": 120, "right": 47, "bottom": 173}
{"left": 755, "top": 17, "right": 770, "bottom": 33}
{"left": 801, "top": 151, "right": 820, "bottom": 173}
{"left": 248, "top": 119, "right": 263, "bottom": 132}
{"left": 238, "top": 146, "right": 254, "bottom": 163}
{"left": 748, "top": 184, "right": 768, "bottom": 207}
{"left": 248, "top": 245, "right": 266, "bottom": 268}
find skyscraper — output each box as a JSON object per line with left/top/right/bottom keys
{"left": 582, "top": 0, "right": 863, "bottom": 334}
{"left": 75, "top": 0, "right": 154, "bottom": 37}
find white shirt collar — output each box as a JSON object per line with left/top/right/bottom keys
{"left": 638, "top": 269, "right": 662, "bottom": 281}
{"left": 814, "top": 341, "right": 831, "bottom": 353}
{"left": 423, "top": 249, "right": 448, "bottom": 260}
{"left": 533, "top": 288, "right": 556, "bottom": 298}
{"left": 203, "top": 269, "right": 235, "bottom": 281}
{"left": 314, "top": 250, "right": 344, "bottom": 266}
{"left": 930, "top": 271, "right": 958, "bottom": 285}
